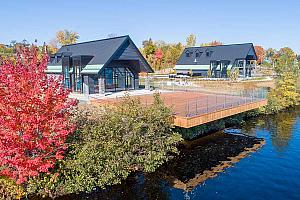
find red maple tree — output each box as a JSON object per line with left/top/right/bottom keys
{"left": 0, "top": 46, "right": 77, "bottom": 184}
{"left": 254, "top": 45, "right": 266, "bottom": 65}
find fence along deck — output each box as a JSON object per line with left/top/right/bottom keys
{"left": 92, "top": 88, "right": 267, "bottom": 128}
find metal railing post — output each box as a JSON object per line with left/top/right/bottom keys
{"left": 173, "top": 82, "right": 174, "bottom": 92}
{"left": 186, "top": 100, "right": 190, "bottom": 117}
{"left": 206, "top": 95, "right": 209, "bottom": 113}
{"left": 185, "top": 101, "right": 187, "bottom": 117}
{"left": 196, "top": 99, "right": 198, "bottom": 114}
{"left": 215, "top": 95, "right": 217, "bottom": 111}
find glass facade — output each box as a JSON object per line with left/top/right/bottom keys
{"left": 74, "top": 65, "right": 82, "bottom": 92}
{"left": 61, "top": 58, "right": 137, "bottom": 94}
{"left": 63, "top": 66, "right": 71, "bottom": 88}
{"left": 210, "top": 60, "right": 230, "bottom": 78}
{"left": 104, "top": 67, "right": 135, "bottom": 92}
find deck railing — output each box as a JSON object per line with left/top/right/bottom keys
{"left": 150, "top": 80, "right": 267, "bottom": 117}
{"left": 181, "top": 92, "right": 265, "bottom": 117}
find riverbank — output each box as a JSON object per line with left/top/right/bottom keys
{"left": 61, "top": 131, "right": 265, "bottom": 199}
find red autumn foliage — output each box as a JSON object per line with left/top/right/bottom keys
{"left": 0, "top": 46, "right": 77, "bottom": 184}
{"left": 254, "top": 45, "right": 266, "bottom": 65}
{"left": 155, "top": 49, "right": 163, "bottom": 60}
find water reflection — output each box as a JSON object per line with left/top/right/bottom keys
{"left": 56, "top": 107, "right": 300, "bottom": 200}
{"left": 62, "top": 173, "right": 169, "bottom": 200}
{"left": 260, "top": 108, "right": 299, "bottom": 152}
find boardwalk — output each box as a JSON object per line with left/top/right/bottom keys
{"left": 92, "top": 91, "right": 267, "bottom": 128}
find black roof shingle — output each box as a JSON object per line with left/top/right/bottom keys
{"left": 176, "top": 43, "right": 257, "bottom": 66}
{"left": 49, "top": 35, "right": 153, "bottom": 73}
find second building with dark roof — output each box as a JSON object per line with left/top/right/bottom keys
{"left": 175, "top": 43, "right": 258, "bottom": 78}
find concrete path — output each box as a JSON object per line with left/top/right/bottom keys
{"left": 69, "top": 89, "right": 173, "bottom": 103}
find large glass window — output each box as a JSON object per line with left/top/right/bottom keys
{"left": 104, "top": 67, "right": 135, "bottom": 92}
{"left": 63, "top": 66, "right": 70, "bottom": 88}
{"left": 221, "top": 61, "right": 229, "bottom": 78}
{"left": 74, "top": 65, "right": 82, "bottom": 92}
{"left": 105, "top": 68, "right": 114, "bottom": 91}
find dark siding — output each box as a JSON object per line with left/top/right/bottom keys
{"left": 113, "top": 39, "right": 153, "bottom": 73}
{"left": 115, "top": 40, "right": 140, "bottom": 60}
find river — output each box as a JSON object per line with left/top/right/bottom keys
{"left": 66, "top": 106, "right": 300, "bottom": 200}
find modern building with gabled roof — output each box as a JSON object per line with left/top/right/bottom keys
{"left": 175, "top": 43, "right": 258, "bottom": 78}
{"left": 46, "top": 35, "right": 153, "bottom": 94}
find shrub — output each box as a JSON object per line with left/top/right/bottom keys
{"left": 0, "top": 177, "right": 25, "bottom": 200}
{"left": 28, "top": 93, "right": 182, "bottom": 197}
{"left": 207, "top": 69, "right": 212, "bottom": 78}
{"left": 229, "top": 68, "right": 239, "bottom": 81}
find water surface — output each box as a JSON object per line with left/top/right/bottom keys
{"left": 74, "top": 107, "right": 300, "bottom": 200}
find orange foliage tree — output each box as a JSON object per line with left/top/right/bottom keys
{"left": 201, "top": 41, "right": 223, "bottom": 46}
{"left": 254, "top": 45, "right": 266, "bottom": 64}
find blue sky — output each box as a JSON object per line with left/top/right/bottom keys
{"left": 1, "top": 0, "right": 300, "bottom": 53}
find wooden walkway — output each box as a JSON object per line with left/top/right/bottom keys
{"left": 174, "top": 99, "right": 267, "bottom": 128}
{"left": 91, "top": 91, "right": 267, "bottom": 128}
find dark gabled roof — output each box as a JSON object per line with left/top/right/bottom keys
{"left": 176, "top": 43, "right": 257, "bottom": 65}
{"left": 57, "top": 35, "right": 128, "bottom": 65}
{"left": 48, "top": 35, "right": 153, "bottom": 73}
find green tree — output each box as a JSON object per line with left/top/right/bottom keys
{"left": 140, "top": 39, "right": 184, "bottom": 71}
{"left": 170, "top": 42, "right": 184, "bottom": 65}
{"left": 142, "top": 38, "right": 156, "bottom": 57}
{"left": 265, "top": 48, "right": 277, "bottom": 67}
{"left": 47, "top": 39, "right": 58, "bottom": 54}
{"left": 264, "top": 47, "right": 300, "bottom": 113}
{"left": 274, "top": 47, "right": 297, "bottom": 74}
{"left": 56, "top": 30, "right": 79, "bottom": 46}
{"left": 186, "top": 34, "right": 196, "bottom": 47}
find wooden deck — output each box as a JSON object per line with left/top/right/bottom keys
{"left": 91, "top": 91, "right": 267, "bottom": 128}
{"left": 174, "top": 99, "right": 267, "bottom": 128}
